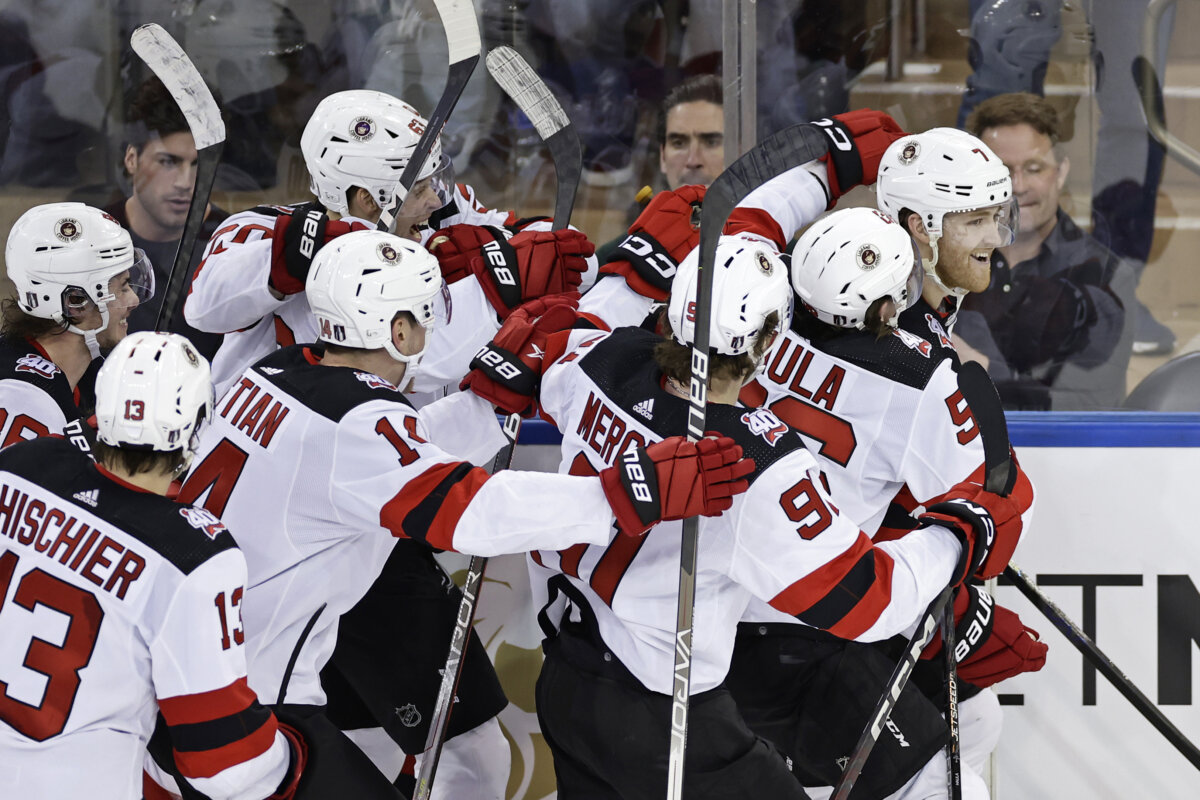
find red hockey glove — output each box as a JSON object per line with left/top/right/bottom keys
{"left": 813, "top": 109, "right": 908, "bottom": 207}
{"left": 460, "top": 294, "right": 584, "bottom": 416}
{"left": 918, "top": 479, "right": 1027, "bottom": 583}
{"left": 427, "top": 224, "right": 504, "bottom": 284}
{"left": 599, "top": 184, "right": 705, "bottom": 302}
{"left": 267, "top": 721, "right": 308, "bottom": 799}
{"left": 922, "top": 585, "right": 1048, "bottom": 688}
{"left": 446, "top": 225, "right": 592, "bottom": 318}
{"left": 599, "top": 433, "right": 755, "bottom": 537}
{"left": 269, "top": 203, "right": 367, "bottom": 295}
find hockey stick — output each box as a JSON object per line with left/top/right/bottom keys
{"left": 668, "top": 123, "right": 829, "bottom": 799}
{"left": 379, "top": 0, "right": 481, "bottom": 234}
{"left": 485, "top": 45, "right": 582, "bottom": 230}
{"left": 832, "top": 361, "right": 1005, "bottom": 800}
{"left": 958, "top": 362, "right": 1200, "bottom": 771}
{"left": 130, "top": 24, "right": 225, "bottom": 332}
{"left": 412, "top": 412, "right": 520, "bottom": 800}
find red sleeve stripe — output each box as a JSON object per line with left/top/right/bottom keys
{"left": 723, "top": 207, "right": 788, "bottom": 250}
{"left": 173, "top": 717, "right": 279, "bottom": 780}
{"left": 142, "top": 770, "right": 176, "bottom": 800}
{"left": 158, "top": 677, "right": 256, "bottom": 726}
{"left": 379, "top": 461, "right": 491, "bottom": 551}
{"left": 590, "top": 533, "right": 644, "bottom": 605}
{"left": 769, "top": 531, "right": 897, "bottom": 640}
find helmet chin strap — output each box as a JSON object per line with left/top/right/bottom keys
{"left": 383, "top": 338, "right": 426, "bottom": 391}
{"left": 66, "top": 307, "right": 109, "bottom": 359}
{"left": 922, "top": 235, "right": 969, "bottom": 300}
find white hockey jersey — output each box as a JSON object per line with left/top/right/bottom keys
{"left": 0, "top": 438, "right": 290, "bottom": 800}
{"left": 530, "top": 327, "right": 962, "bottom": 695}
{"left": 0, "top": 336, "right": 94, "bottom": 453}
{"left": 185, "top": 186, "right": 508, "bottom": 398}
{"left": 178, "top": 345, "right": 620, "bottom": 708}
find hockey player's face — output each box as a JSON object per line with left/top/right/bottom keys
{"left": 977, "top": 122, "right": 1067, "bottom": 240}
{"left": 124, "top": 132, "right": 200, "bottom": 239}
{"left": 937, "top": 207, "right": 1011, "bottom": 293}
{"left": 394, "top": 177, "right": 444, "bottom": 241}
{"left": 660, "top": 101, "right": 724, "bottom": 189}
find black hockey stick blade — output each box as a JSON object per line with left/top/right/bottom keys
{"left": 955, "top": 360, "right": 1015, "bottom": 496}
{"left": 380, "top": 0, "right": 481, "bottom": 233}
{"left": 833, "top": 584, "right": 955, "bottom": 800}
{"left": 413, "top": 411, "right": 519, "bottom": 800}
{"left": 485, "top": 46, "right": 582, "bottom": 231}
{"left": 668, "top": 122, "right": 829, "bottom": 800}
{"left": 130, "top": 24, "right": 225, "bottom": 333}
{"left": 1004, "top": 563, "right": 1200, "bottom": 772}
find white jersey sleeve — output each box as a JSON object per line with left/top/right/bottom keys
{"left": 578, "top": 274, "right": 658, "bottom": 331}
{"left": 724, "top": 164, "right": 830, "bottom": 248}
{"left": 185, "top": 208, "right": 287, "bottom": 335}
{"left": 415, "top": 389, "right": 508, "bottom": 464}
{"left": 150, "top": 550, "right": 291, "bottom": 800}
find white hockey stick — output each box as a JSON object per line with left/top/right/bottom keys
{"left": 379, "top": 0, "right": 481, "bottom": 233}
{"left": 130, "top": 23, "right": 225, "bottom": 332}
{"left": 485, "top": 45, "right": 582, "bottom": 230}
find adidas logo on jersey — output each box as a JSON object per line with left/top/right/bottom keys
{"left": 632, "top": 398, "right": 655, "bottom": 420}
{"left": 260, "top": 367, "right": 283, "bottom": 375}
{"left": 72, "top": 489, "right": 99, "bottom": 507}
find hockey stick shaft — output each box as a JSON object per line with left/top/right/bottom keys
{"left": 832, "top": 585, "right": 954, "bottom": 800}
{"left": 1004, "top": 563, "right": 1200, "bottom": 772}
{"left": 485, "top": 46, "right": 582, "bottom": 231}
{"left": 380, "top": 0, "right": 481, "bottom": 233}
{"left": 668, "top": 124, "right": 830, "bottom": 799}
{"left": 413, "top": 411, "right": 520, "bottom": 800}
{"left": 941, "top": 601, "right": 963, "bottom": 799}
{"left": 130, "top": 24, "right": 225, "bottom": 333}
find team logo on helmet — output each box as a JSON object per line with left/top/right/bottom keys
{"left": 755, "top": 251, "right": 774, "bottom": 275}
{"left": 350, "top": 116, "right": 376, "bottom": 141}
{"left": 856, "top": 244, "right": 879, "bottom": 271}
{"left": 898, "top": 140, "right": 920, "bottom": 165}
{"left": 54, "top": 218, "right": 81, "bottom": 242}
{"left": 377, "top": 242, "right": 399, "bottom": 263}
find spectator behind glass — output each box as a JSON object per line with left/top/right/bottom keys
{"left": 593, "top": 74, "right": 723, "bottom": 266}
{"left": 106, "top": 76, "right": 227, "bottom": 360}
{"left": 657, "top": 73, "right": 724, "bottom": 190}
{"left": 954, "top": 92, "right": 1136, "bottom": 411}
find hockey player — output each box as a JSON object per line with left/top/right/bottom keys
{"left": 184, "top": 88, "right": 593, "bottom": 398}
{"left": 722, "top": 141, "right": 1044, "bottom": 798}
{"left": 0, "top": 202, "right": 154, "bottom": 449}
{"left": 177, "top": 229, "right": 748, "bottom": 798}
{"left": 461, "top": 235, "right": 1025, "bottom": 798}
{"left": 0, "top": 331, "right": 305, "bottom": 799}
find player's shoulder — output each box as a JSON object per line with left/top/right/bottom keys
{"left": 252, "top": 344, "right": 413, "bottom": 423}
{"left": 0, "top": 337, "right": 75, "bottom": 409}
{"left": 0, "top": 438, "right": 238, "bottom": 574}
{"left": 708, "top": 404, "right": 810, "bottom": 484}
{"left": 798, "top": 305, "right": 958, "bottom": 391}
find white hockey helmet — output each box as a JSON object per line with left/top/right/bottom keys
{"left": 5, "top": 203, "right": 154, "bottom": 349}
{"left": 300, "top": 89, "right": 449, "bottom": 216}
{"left": 667, "top": 235, "right": 793, "bottom": 366}
{"left": 876, "top": 128, "right": 1017, "bottom": 295}
{"left": 95, "top": 332, "right": 214, "bottom": 463}
{"left": 305, "top": 230, "right": 448, "bottom": 380}
{"left": 792, "top": 207, "right": 923, "bottom": 330}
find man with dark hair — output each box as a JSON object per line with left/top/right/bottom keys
{"left": 657, "top": 73, "right": 724, "bottom": 191}
{"left": 105, "top": 75, "right": 228, "bottom": 359}
{"left": 955, "top": 91, "right": 1136, "bottom": 410}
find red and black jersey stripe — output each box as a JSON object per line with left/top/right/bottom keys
{"left": 770, "top": 530, "right": 897, "bottom": 640}
{"left": 379, "top": 461, "right": 491, "bottom": 551}
{"left": 158, "top": 676, "right": 279, "bottom": 779}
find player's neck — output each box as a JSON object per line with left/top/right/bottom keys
{"left": 36, "top": 330, "right": 93, "bottom": 389}
{"left": 321, "top": 348, "right": 407, "bottom": 389}
{"left": 665, "top": 374, "right": 741, "bottom": 405}
{"left": 100, "top": 461, "right": 173, "bottom": 496}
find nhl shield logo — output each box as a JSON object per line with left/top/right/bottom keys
{"left": 55, "top": 218, "right": 81, "bottom": 242}
{"left": 898, "top": 140, "right": 920, "bottom": 165}
{"left": 350, "top": 116, "right": 375, "bottom": 141}
{"left": 856, "top": 244, "right": 879, "bottom": 270}
{"left": 395, "top": 703, "right": 422, "bottom": 728}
